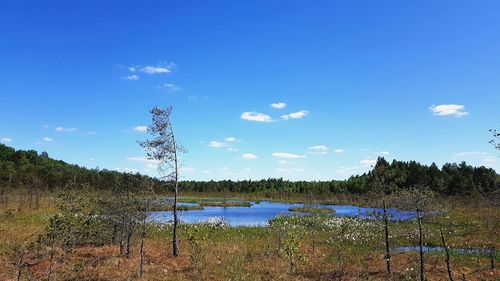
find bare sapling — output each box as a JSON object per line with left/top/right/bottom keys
{"left": 139, "top": 106, "right": 185, "bottom": 257}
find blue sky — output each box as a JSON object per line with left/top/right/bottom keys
{"left": 0, "top": 1, "right": 499, "bottom": 180}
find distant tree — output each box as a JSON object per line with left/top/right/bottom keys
{"left": 139, "top": 106, "right": 185, "bottom": 257}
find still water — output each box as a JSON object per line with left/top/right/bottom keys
{"left": 148, "top": 201, "right": 417, "bottom": 227}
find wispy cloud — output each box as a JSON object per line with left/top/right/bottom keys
{"left": 164, "top": 83, "right": 181, "bottom": 91}
{"left": 123, "top": 75, "right": 139, "bottom": 81}
{"left": 208, "top": 141, "right": 227, "bottom": 148}
{"left": 225, "top": 137, "right": 240, "bottom": 142}
{"left": 336, "top": 166, "right": 359, "bottom": 174}
{"left": 334, "top": 149, "right": 344, "bottom": 153}
{"left": 272, "top": 152, "right": 306, "bottom": 159}
{"left": 271, "top": 102, "right": 286, "bottom": 109}
{"left": 140, "top": 65, "right": 171, "bottom": 74}
{"left": 0, "top": 137, "right": 12, "bottom": 143}
{"left": 241, "top": 112, "right": 273, "bottom": 122}
{"left": 241, "top": 153, "right": 258, "bottom": 159}
{"left": 43, "top": 137, "right": 53, "bottom": 142}
{"left": 87, "top": 131, "right": 97, "bottom": 135}
{"left": 309, "top": 145, "right": 328, "bottom": 155}
{"left": 360, "top": 159, "right": 376, "bottom": 167}
{"left": 133, "top": 126, "right": 148, "bottom": 133}
{"left": 180, "top": 167, "right": 195, "bottom": 172}
{"left": 55, "top": 126, "right": 78, "bottom": 132}
{"left": 281, "top": 110, "right": 308, "bottom": 120}
{"left": 483, "top": 157, "right": 497, "bottom": 163}
{"left": 453, "top": 151, "right": 487, "bottom": 157}
{"left": 429, "top": 104, "right": 469, "bottom": 117}
{"left": 276, "top": 168, "right": 304, "bottom": 172}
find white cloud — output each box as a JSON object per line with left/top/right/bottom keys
{"left": 379, "top": 151, "right": 390, "bottom": 155}
{"left": 128, "top": 66, "right": 136, "bottom": 72}
{"left": 241, "top": 153, "right": 258, "bottom": 159}
{"left": 115, "top": 167, "right": 139, "bottom": 174}
{"left": 123, "top": 75, "right": 139, "bottom": 80}
{"left": 309, "top": 145, "right": 328, "bottom": 155}
{"left": 281, "top": 110, "right": 308, "bottom": 120}
{"left": 87, "top": 131, "right": 97, "bottom": 135}
{"left": 140, "top": 66, "right": 171, "bottom": 74}
{"left": 244, "top": 168, "right": 252, "bottom": 172}
{"left": 55, "top": 126, "right": 78, "bottom": 132}
{"left": 241, "top": 112, "right": 273, "bottom": 123}
{"left": 309, "top": 145, "right": 328, "bottom": 151}
{"left": 278, "top": 160, "right": 289, "bottom": 164}
{"left": 272, "top": 152, "right": 306, "bottom": 159}
{"left": 225, "top": 137, "right": 240, "bottom": 142}
{"left": 0, "top": 137, "right": 12, "bottom": 143}
{"left": 270, "top": 102, "right": 286, "bottom": 109}
{"left": 208, "top": 141, "right": 227, "bottom": 148}
{"left": 43, "top": 137, "right": 53, "bottom": 142}
{"left": 164, "top": 83, "right": 181, "bottom": 91}
{"left": 221, "top": 166, "right": 229, "bottom": 171}
{"left": 334, "top": 149, "right": 344, "bottom": 153}
{"left": 429, "top": 104, "right": 469, "bottom": 117}
{"left": 360, "top": 159, "right": 377, "bottom": 167}
{"left": 133, "top": 126, "right": 148, "bottom": 133}
{"left": 227, "top": 147, "right": 238, "bottom": 152}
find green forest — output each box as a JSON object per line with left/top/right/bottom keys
{"left": 1, "top": 143, "right": 497, "bottom": 197}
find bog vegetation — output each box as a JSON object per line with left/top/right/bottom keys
{"left": 0, "top": 123, "right": 498, "bottom": 280}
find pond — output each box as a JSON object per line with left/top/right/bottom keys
{"left": 148, "top": 200, "right": 417, "bottom": 227}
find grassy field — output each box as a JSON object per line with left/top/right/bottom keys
{"left": 0, "top": 192, "right": 498, "bottom": 281}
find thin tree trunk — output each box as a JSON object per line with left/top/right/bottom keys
{"left": 490, "top": 247, "right": 495, "bottom": 269}
{"left": 440, "top": 229, "right": 454, "bottom": 281}
{"left": 140, "top": 215, "right": 146, "bottom": 278}
{"left": 111, "top": 223, "right": 118, "bottom": 245}
{"left": 417, "top": 210, "right": 425, "bottom": 281}
{"left": 119, "top": 223, "right": 125, "bottom": 257}
{"left": 172, "top": 125, "right": 180, "bottom": 257}
{"left": 126, "top": 224, "right": 133, "bottom": 258}
{"left": 383, "top": 199, "right": 392, "bottom": 280}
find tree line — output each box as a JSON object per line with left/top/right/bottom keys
{"left": 0, "top": 143, "right": 498, "bottom": 198}
{"left": 179, "top": 159, "right": 498, "bottom": 196}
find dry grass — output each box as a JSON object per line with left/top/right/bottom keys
{"left": 0, "top": 193, "right": 498, "bottom": 281}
